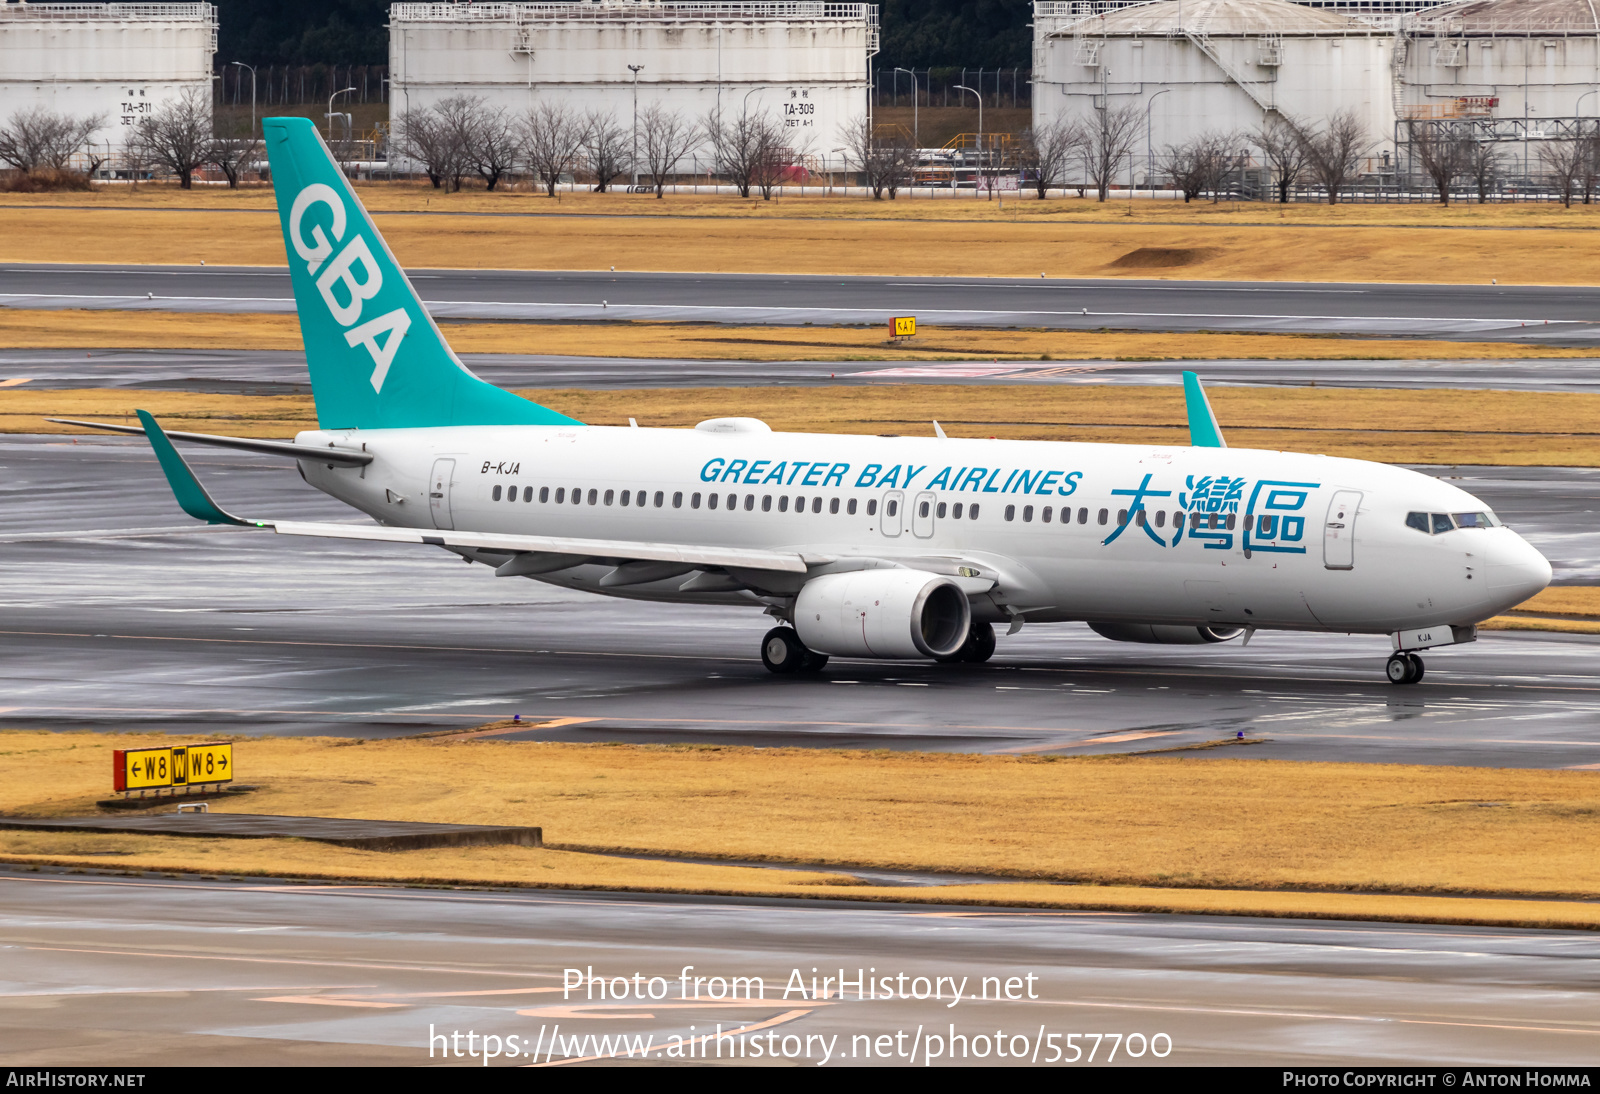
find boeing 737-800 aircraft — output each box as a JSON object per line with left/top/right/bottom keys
{"left": 60, "top": 118, "right": 1552, "bottom": 685}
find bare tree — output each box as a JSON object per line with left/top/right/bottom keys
{"left": 1253, "top": 114, "right": 1311, "bottom": 203}
{"left": 1407, "top": 120, "right": 1467, "bottom": 205}
{"left": 1082, "top": 104, "right": 1143, "bottom": 202}
{"left": 1164, "top": 132, "right": 1237, "bottom": 203}
{"left": 396, "top": 105, "right": 456, "bottom": 189}
{"left": 0, "top": 106, "right": 107, "bottom": 174}
{"left": 704, "top": 107, "right": 779, "bottom": 198}
{"left": 1459, "top": 135, "right": 1501, "bottom": 204}
{"left": 1299, "top": 108, "right": 1371, "bottom": 205}
{"left": 431, "top": 95, "right": 487, "bottom": 192}
{"left": 639, "top": 103, "right": 699, "bottom": 198}
{"left": 207, "top": 113, "right": 260, "bottom": 190}
{"left": 841, "top": 115, "right": 913, "bottom": 200}
{"left": 464, "top": 105, "right": 519, "bottom": 192}
{"left": 1539, "top": 139, "right": 1586, "bottom": 207}
{"left": 1018, "top": 117, "right": 1083, "bottom": 199}
{"left": 581, "top": 109, "right": 630, "bottom": 192}
{"left": 135, "top": 87, "right": 211, "bottom": 189}
{"left": 523, "top": 102, "right": 587, "bottom": 198}
{"left": 752, "top": 120, "right": 807, "bottom": 200}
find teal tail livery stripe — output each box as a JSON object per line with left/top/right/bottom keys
{"left": 261, "top": 116, "right": 580, "bottom": 430}
{"left": 136, "top": 410, "right": 255, "bottom": 526}
{"left": 1182, "top": 371, "right": 1228, "bottom": 449}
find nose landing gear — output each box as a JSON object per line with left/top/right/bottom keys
{"left": 1385, "top": 651, "right": 1425, "bottom": 685}
{"left": 761, "top": 626, "right": 829, "bottom": 675}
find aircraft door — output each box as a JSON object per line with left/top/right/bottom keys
{"left": 880, "top": 490, "right": 904, "bottom": 537}
{"left": 1323, "top": 489, "right": 1361, "bottom": 570}
{"left": 429, "top": 458, "right": 456, "bottom": 530}
{"left": 912, "top": 491, "right": 936, "bottom": 538}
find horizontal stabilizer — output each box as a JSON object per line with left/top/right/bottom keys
{"left": 48, "top": 418, "right": 372, "bottom": 466}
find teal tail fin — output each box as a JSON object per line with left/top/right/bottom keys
{"left": 1182, "top": 371, "right": 1227, "bottom": 449}
{"left": 261, "top": 116, "right": 579, "bottom": 430}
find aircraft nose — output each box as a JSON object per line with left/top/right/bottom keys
{"left": 1486, "top": 531, "right": 1552, "bottom": 604}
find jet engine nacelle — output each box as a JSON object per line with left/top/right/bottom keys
{"left": 1089, "top": 622, "right": 1246, "bottom": 645}
{"left": 795, "top": 570, "right": 971, "bottom": 659}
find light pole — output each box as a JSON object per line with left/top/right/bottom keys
{"left": 230, "top": 61, "right": 257, "bottom": 138}
{"left": 954, "top": 84, "right": 983, "bottom": 196}
{"left": 830, "top": 145, "right": 845, "bottom": 195}
{"left": 894, "top": 67, "right": 918, "bottom": 148}
{"left": 327, "top": 86, "right": 356, "bottom": 140}
{"left": 629, "top": 64, "right": 644, "bottom": 188}
{"left": 1145, "top": 87, "right": 1170, "bottom": 194}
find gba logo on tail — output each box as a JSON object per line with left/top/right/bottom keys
{"left": 289, "top": 182, "right": 412, "bottom": 393}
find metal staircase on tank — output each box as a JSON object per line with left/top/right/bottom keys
{"left": 1178, "top": 0, "right": 1278, "bottom": 113}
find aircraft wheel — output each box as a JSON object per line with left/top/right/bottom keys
{"left": 798, "top": 648, "right": 830, "bottom": 674}
{"left": 1386, "top": 652, "right": 1419, "bottom": 685}
{"left": 761, "top": 627, "right": 808, "bottom": 674}
{"left": 1408, "top": 653, "right": 1425, "bottom": 683}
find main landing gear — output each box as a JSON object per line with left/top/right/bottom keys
{"left": 938, "top": 620, "right": 997, "bottom": 664}
{"left": 1386, "top": 651, "right": 1425, "bottom": 685}
{"left": 761, "top": 626, "right": 829, "bottom": 675}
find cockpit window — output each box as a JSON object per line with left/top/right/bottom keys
{"left": 1408, "top": 510, "right": 1503, "bottom": 534}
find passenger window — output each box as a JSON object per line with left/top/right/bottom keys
{"left": 1078, "top": 508, "right": 1088, "bottom": 524}
{"left": 619, "top": 490, "right": 629, "bottom": 506}
{"left": 794, "top": 496, "right": 805, "bottom": 511}
{"left": 744, "top": 494, "right": 754, "bottom": 511}
{"left": 1112, "top": 509, "right": 1122, "bottom": 526}
{"left": 1190, "top": 512, "right": 1200, "bottom": 530}
{"left": 1406, "top": 511, "right": 1430, "bottom": 533}
{"left": 728, "top": 494, "right": 738, "bottom": 510}
{"left": 1154, "top": 511, "right": 1165, "bottom": 528}
{"left": 762, "top": 495, "right": 772, "bottom": 512}
{"left": 937, "top": 502, "right": 947, "bottom": 519}
{"left": 554, "top": 487, "right": 565, "bottom": 503}
{"left": 654, "top": 491, "right": 664, "bottom": 507}
{"left": 671, "top": 491, "right": 681, "bottom": 508}
{"left": 1243, "top": 514, "right": 1254, "bottom": 531}
{"left": 524, "top": 487, "right": 533, "bottom": 502}
{"left": 692, "top": 492, "right": 702, "bottom": 509}
{"left": 1259, "top": 515, "right": 1278, "bottom": 537}
{"left": 1135, "top": 511, "right": 1146, "bottom": 528}
{"left": 918, "top": 500, "right": 929, "bottom": 518}
{"left": 709, "top": 493, "right": 719, "bottom": 510}
{"left": 779, "top": 496, "right": 790, "bottom": 512}
{"left": 969, "top": 504, "right": 980, "bottom": 519}
{"left": 1225, "top": 514, "right": 1235, "bottom": 530}
{"left": 1004, "top": 505, "right": 1016, "bottom": 522}
{"left": 492, "top": 485, "right": 502, "bottom": 501}
{"left": 1171, "top": 510, "right": 1181, "bottom": 528}
{"left": 604, "top": 489, "right": 614, "bottom": 506}
{"left": 830, "top": 498, "right": 840, "bottom": 514}
{"left": 812, "top": 497, "right": 822, "bottom": 514}
{"left": 886, "top": 500, "right": 897, "bottom": 517}
{"left": 867, "top": 499, "right": 878, "bottom": 516}
{"left": 1022, "top": 505, "right": 1034, "bottom": 522}
{"left": 540, "top": 487, "right": 549, "bottom": 503}
{"left": 952, "top": 502, "right": 963, "bottom": 519}
{"left": 586, "top": 488, "right": 597, "bottom": 505}
{"left": 1041, "top": 506, "right": 1052, "bottom": 523}
{"left": 847, "top": 498, "right": 858, "bottom": 515}
{"left": 1431, "top": 513, "right": 1453, "bottom": 534}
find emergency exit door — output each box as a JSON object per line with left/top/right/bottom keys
{"left": 880, "top": 490, "right": 904, "bottom": 537}
{"left": 429, "top": 458, "right": 456, "bottom": 530}
{"left": 1323, "top": 489, "right": 1361, "bottom": 570}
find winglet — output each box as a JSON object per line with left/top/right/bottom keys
{"left": 135, "top": 410, "right": 257, "bottom": 526}
{"left": 1182, "top": 372, "right": 1227, "bottom": 449}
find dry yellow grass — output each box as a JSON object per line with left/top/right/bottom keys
{"left": 1480, "top": 587, "right": 1600, "bottom": 633}
{"left": 4, "top": 731, "right": 1600, "bottom": 921}
{"left": 13, "top": 383, "right": 1600, "bottom": 466}
{"left": 3, "top": 196, "right": 1600, "bottom": 283}
{"left": 0, "top": 309, "right": 1591, "bottom": 363}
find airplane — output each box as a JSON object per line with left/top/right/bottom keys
{"left": 56, "top": 117, "right": 1552, "bottom": 686}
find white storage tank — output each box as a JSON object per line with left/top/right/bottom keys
{"left": 0, "top": 3, "right": 217, "bottom": 156}
{"left": 1034, "top": 0, "right": 1395, "bottom": 171}
{"left": 389, "top": 1, "right": 879, "bottom": 164}
{"left": 1399, "top": 0, "right": 1600, "bottom": 123}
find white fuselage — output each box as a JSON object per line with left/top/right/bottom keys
{"left": 295, "top": 423, "right": 1552, "bottom": 635}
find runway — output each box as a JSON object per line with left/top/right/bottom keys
{"left": 6, "top": 348, "right": 1600, "bottom": 395}
{"left": 3, "top": 867, "right": 1598, "bottom": 1066}
{"left": 5, "top": 435, "right": 1600, "bottom": 766}
{"left": 3, "top": 265, "right": 1597, "bottom": 342}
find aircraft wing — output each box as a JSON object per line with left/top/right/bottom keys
{"left": 47, "top": 417, "right": 373, "bottom": 466}
{"left": 124, "top": 408, "right": 807, "bottom": 576}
